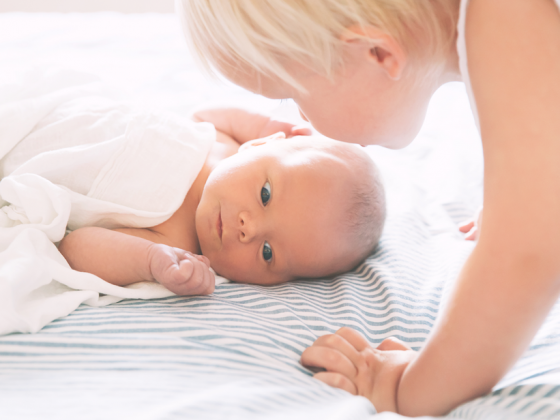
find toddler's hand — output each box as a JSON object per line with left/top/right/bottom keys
{"left": 258, "top": 118, "right": 312, "bottom": 139}
{"left": 301, "top": 327, "right": 417, "bottom": 413}
{"left": 459, "top": 207, "right": 483, "bottom": 241}
{"left": 148, "top": 244, "right": 215, "bottom": 295}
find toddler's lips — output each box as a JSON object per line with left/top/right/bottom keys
{"left": 216, "top": 211, "right": 223, "bottom": 241}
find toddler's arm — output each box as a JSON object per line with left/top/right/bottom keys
{"left": 58, "top": 227, "right": 214, "bottom": 296}
{"left": 302, "top": 0, "right": 560, "bottom": 416}
{"left": 193, "top": 108, "right": 311, "bottom": 144}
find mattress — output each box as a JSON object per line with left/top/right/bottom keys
{"left": 1, "top": 12, "right": 560, "bottom": 420}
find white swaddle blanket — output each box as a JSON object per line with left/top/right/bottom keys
{"left": 0, "top": 70, "right": 219, "bottom": 335}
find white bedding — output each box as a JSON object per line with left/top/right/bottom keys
{"left": 0, "top": 71, "right": 219, "bottom": 335}
{"left": 1, "top": 12, "right": 559, "bottom": 420}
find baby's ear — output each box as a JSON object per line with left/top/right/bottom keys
{"left": 238, "top": 132, "right": 286, "bottom": 152}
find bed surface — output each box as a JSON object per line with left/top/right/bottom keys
{"left": 1, "top": 13, "right": 560, "bottom": 420}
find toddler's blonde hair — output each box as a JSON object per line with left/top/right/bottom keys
{"left": 177, "top": 0, "right": 459, "bottom": 89}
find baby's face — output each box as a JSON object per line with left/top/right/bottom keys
{"left": 195, "top": 137, "right": 357, "bottom": 284}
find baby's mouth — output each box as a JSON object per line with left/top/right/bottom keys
{"left": 217, "top": 211, "right": 223, "bottom": 240}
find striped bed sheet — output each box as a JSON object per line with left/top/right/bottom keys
{"left": 2, "top": 13, "right": 560, "bottom": 420}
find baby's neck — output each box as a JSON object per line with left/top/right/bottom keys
{"left": 188, "top": 162, "right": 214, "bottom": 252}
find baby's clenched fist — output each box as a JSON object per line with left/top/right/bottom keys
{"left": 147, "top": 244, "right": 215, "bottom": 295}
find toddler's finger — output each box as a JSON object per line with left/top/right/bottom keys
{"left": 291, "top": 126, "right": 313, "bottom": 136}
{"left": 264, "top": 131, "right": 286, "bottom": 140}
{"left": 458, "top": 220, "right": 475, "bottom": 233}
{"left": 313, "top": 334, "right": 362, "bottom": 367}
{"left": 335, "top": 327, "right": 370, "bottom": 352}
{"left": 313, "top": 372, "right": 357, "bottom": 395}
{"left": 273, "top": 131, "right": 287, "bottom": 140}
{"left": 377, "top": 337, "right": 412, "bottom": 352}
{"left": 301, "top": 346, "right": 357, "bottom": 379}
{"left": 464, "top": 227, "right": 478, "bottom": 241}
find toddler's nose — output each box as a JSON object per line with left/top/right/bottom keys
{"left": 238, "top": 211, "right": 257, "bottom": 243}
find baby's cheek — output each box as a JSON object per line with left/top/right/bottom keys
{"left": 213, "top": 259, "right": 267, "bottom": 284}
{"left": 206, "top": 249, "right": 245, "bottom": 281}
{"left": 207, "top": 245, "right": 290, "bottom": 284}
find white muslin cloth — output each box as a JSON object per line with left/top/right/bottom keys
{"left": 0, "top": 69, "right": 219, "bottom": 336}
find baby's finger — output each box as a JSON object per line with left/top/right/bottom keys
{"left": 184, "top": 254, "right": 206, "bottom": 292}
{"left": 186, "top": 255, "right": 214, "bottom": 295}
{"left": 197, "top": 260, "right": 215, "bottom": 295}
{"left": 335, "top": 327, "right": 370, "bottom": 352}
{"left": 458, "top": 220, "right": 475, "bottom": 233}
{"left": 176, "top": 257, "right": 195, "bottom": 281}
{"left": 313, "top": 372, "right": 357, "bottom": 395}
{"left": 162, "top": 258, "right": 195, "bottom": 295}
{"left": 193, "top": 254, "right": 211, "bottom": 268}
{"left": 172, "top": 248, "right": 194, "bottom": 262}
{"left": 301, "top": 346, "right": 357, "bottom": 379}
{"left": 204, "top": 266, "right": 215, "bottom": 294}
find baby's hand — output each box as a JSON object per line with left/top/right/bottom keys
{"left": 147, "top": 244, "right": 215, "bottom": 295}
{"left": 459, "top": 207, "right": 483, "bottom": 241}
{"left": 301, "top": 327, "right": 417, "bottom": 413}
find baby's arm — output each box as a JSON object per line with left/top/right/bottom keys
{"left": 193, "top": 108, "right": 311, "bottom": 145}
{"left": 58, "top": 227, "right": 214, "bottom": 296}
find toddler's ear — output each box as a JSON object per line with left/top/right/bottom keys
{"left": 238, "top": 132, "right": 286, "bottom": 152}
{"left": 341, "top": 25, "right": 407, "bottom": 81}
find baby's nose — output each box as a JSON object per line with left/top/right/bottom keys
{"left": 238, "top": 211, "right": 257, "bottom": 243}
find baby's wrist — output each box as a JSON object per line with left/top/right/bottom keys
{"left": 145, "top": 242, "right": 166, "bottom": 283}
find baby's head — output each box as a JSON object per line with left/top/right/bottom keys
{"left": 178, "top": 0, "right": 458, "bottom": 148}
{"left": 195, "top": 135, "right": 385, "bottom": 284}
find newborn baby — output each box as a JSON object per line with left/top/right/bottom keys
{"left": 59, "top": 108, "right": 386, "bottom": 294}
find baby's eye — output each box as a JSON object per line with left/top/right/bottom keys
{"left": 261, "top": 181, "right": 271, "bottom": 206}
{"left": 262, "top": 241, "right": 273, "bottom": 262}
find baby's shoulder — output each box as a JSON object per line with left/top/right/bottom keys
{"left": 204, "top": 129, "right": 240, "bottom": 170}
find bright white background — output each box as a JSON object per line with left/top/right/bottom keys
{"left": 0, "top": 0, "right": 175, "bottom": 13}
